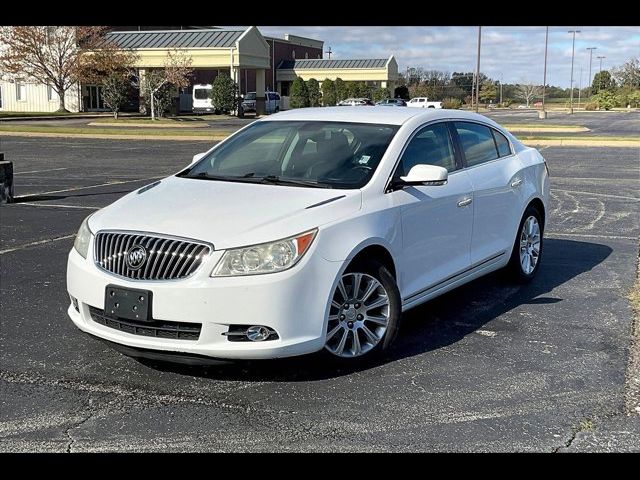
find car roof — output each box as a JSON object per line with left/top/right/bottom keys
{"left": 266, "top": 107, "right": 499, "bottom": 126}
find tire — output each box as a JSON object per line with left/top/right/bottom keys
{"left": 322, "top": 258, "right": 401, "bottom": 363}
{"left": 507, "top": 205, "right": 544, "bottom": 283}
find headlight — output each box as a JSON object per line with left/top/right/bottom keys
{"left": 212, "top": 229, "right": 317, "bottom": 277}
{"left": 73, "top": 215, "right": 93, "bottom": 259}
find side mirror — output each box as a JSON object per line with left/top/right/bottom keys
{"left": 400, "top": 164, "right": 448, "bottom": 186}
{"left": 191, "top": 152, "right": 206, "bottom": 165}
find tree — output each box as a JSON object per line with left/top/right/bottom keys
{"left": 408, "top": 83, "right": 430, "bottom": 99}
{"left": 334, "top": 78, "right": 348, "bottom": 102}
{"left": 516, "top": 82, "right": 541, "bottom": 107}
{"left": 612, "top": 57, "right": 640, "bottom": 88}
{"left": 101, "top": 72, "right": 131, "bottom": 119}
{"left": 290, "top": 77, "right": 309, "bottom": 108}
{"left": 479, "top": 80, "right": 497, "bottom": 104}
{"left": 0, "top": 26, "right": 121, "bottom": 112}
{"left": 210, "top": 72, "right": 235, "bottom": 113}
{"left": 394, "top": 85, "right": 409, "bottom": 100}
{"left": 593, "top": 90, "right": 617, "bottom": 110}
{"left": 592, "top": 70, "right": 616, "bottom": 94}
{"left": 307, "top": 78, "right": 321, "bottom": 107}
{"left": 321, "top": 78, "right": 336, "bottom": 106}
{"left": 133, "top": 49, "right": 193, "bottom": 120}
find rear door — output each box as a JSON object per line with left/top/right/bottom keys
{"left": 452, "top": 121, "right": 522, "bottom": 265}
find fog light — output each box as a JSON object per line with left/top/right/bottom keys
{"left": 70, "top": 295, "right": 79, "bottom": 312}
{"left": 246, "top": 325, "right": 272, "bottom": 342}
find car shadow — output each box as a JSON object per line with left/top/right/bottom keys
{"left": 136, "top": 238, "right": 612, "bottom": 381}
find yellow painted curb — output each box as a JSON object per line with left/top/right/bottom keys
{"left": 522, "top": 138, "right": 640, "bottom": 148}
{"left": 88, "top": 122, "right": 209, "bottom": 128}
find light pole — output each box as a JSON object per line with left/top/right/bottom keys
{"left": 596, "top": 55, "right": 606, "bottom": 92}
{"left": 578, "top": 65, "right": 582, "bottom": 109}
{"left": 568, "top": 29, "right": 580, "bottom": 114}
{"left": 541, "top": 26, "right": 549, "bottom": 119}
{"left": 597, "top": 55, "right": 605, "bottom": 73}
{"left": 586, "top": 47, "right": 597, "bottom": 98}
{"left": 475, "top": 26, "right": 482, "bottom": 113}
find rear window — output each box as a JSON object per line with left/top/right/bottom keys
{"left": 194, "top": 89, "right": 210, "bottom": 100}
{"left": 454, "top": 122, "right": 499, "bottom": 167}
{"left": 492, "top": 129, "right": 512, "bottom": 157}
{"left": 245, "top": 92, "right": 256, "bottom": 100}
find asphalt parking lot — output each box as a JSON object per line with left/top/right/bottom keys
{"left": 1, "top": 127, "right": 639, "bottom": 451}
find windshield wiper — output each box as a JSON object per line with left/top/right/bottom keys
{"left": 189, "top": 172, "right": 264, "bottom": 184}
{"left": 257, "top": 175, "right": 331, "bottom": 189}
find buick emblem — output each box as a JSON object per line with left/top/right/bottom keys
{"left": 125, "top": 245, "right": 147, "bottom": 270}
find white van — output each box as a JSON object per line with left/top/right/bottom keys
{"left": 192, "top": 84, "right": 214, "bottom": 114}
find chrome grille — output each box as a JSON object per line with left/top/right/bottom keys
{"left": 94, "top": 232, "right": 211, "bottom": 280}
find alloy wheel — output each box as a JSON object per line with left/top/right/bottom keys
{"left": 325, "top": 272, "right": 390, "bottom": 358}
{"left": 519, "top": 215, "right": 541, "bottom": 275}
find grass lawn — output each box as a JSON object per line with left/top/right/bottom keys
{"left": 0, "top": 124, "right": 235, "bottom": 137}
{"left": 91, "top": 117, "right": 178, "bottom": 124}
{"left": 0, "top": 111, "right": 80, "bottom": 118}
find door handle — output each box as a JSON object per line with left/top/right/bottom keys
{"left": 457, "top": 198, "right": 472, "bottom": 208}
{"left": 511, "top": 178, "right": 523, "bottom": 188}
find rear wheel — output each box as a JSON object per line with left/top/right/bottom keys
{"left": 324, "top": 259, "right": 401, "bottom": 361}
{"left": 507, "top": 205, "right": 543, "bottom": 282}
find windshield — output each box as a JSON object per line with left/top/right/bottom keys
{"left": 194, "top": 89, "right": 210, "bottom": 100}
{"left": 244, "top": 92, "right": 256, "bottom": 100}
{"left": 180, "top": 121, "right": 399, "bottom": 189}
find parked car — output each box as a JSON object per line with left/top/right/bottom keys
{"left": 376, "top": 98, "right": 407, "bottom": 107}
{"left": 407, "top": 97, "right": 443, "bottom": 109}
{"left": 192, "top": 84, "right": 214, "bottom": 114}
{"left": 241, "top": 91, "right": 281, "bottom": 114}
{"left": 67, "top": 108, "right": 549, "bottom": 363}
{"left": 337, "top": 98, "right": 375, "bottom": 106}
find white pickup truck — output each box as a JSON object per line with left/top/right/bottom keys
{"left": 407, "top": 97, "right": 443, "bottom": 109}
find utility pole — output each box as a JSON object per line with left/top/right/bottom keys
{"left": 586, "top": 47, "right": 597, "bottom": 98}
{"left": 326, "top": 46, "right": 332, "bottom": 59}
{"left": 578, "top": 65, "right": 582, "bottom": 109}
{"left": 597, "top": 55, "right": 606, "bottom": 91}
{"left": 475, "top": 26, "right": 482, "bottom": 113}
{"left": 541, "top": 26, "right": 549, "bottom": 119}
{"left": 568, "top": 29, "right": 580, "bottom": 114}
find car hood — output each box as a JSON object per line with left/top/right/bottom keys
{"left": 88, "top": 176, "right": 361, "bottom": 250}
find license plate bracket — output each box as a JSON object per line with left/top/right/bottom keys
{"left": 104, "top": 285, "right": 152, "bottom": 322}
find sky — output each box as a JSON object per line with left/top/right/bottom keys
{"left": 226, "top": 26, "right": 639, "bottom": 88}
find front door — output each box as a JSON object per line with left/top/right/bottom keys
{"left": 390, "top": 122, "right": 474, "bottom": 301}
{"left": 87, "top": 85, "right": 105, "bottom": 111}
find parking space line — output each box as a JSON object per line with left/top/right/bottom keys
{"left": 17, "top": 176, "right": 163, "bottom": 198}
{"left": 551, "top": 188, "right": 640, "bottom": 201}
{"left": 14, "top": 167, "right": 68, "bottom": 175}
{"left": 12, "top": 202, "right": 99, "bottom": 210}
{"left": 546, "top": 232, "right": 637, "bottom": 241}
{"left": 0, "top": 234, "right": 76, "bottom": 255}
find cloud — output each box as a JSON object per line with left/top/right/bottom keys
{"left": 222, "top": 26, "right": 639, "bottom": 87}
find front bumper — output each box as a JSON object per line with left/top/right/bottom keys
{"left": 66, "top": 237, "right": 341, "bottom": 360}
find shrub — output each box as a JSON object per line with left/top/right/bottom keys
{"left": 442, "top": 97, "right": 462, "bottom": 109}
{"left": 290, "top": 77, "right": 309, "bottom": 108}
{"left": 321, "top": 78, "right": 336, "bottom": 106}
{"left": 210, "top": 73, "right": 236, "bottom": 113}
{"left": 307, "top": 78, "right": 321, "bottom": 107}
{"left": 334, "top": 78, "right": 348, "bottom": 102}
{"left": 584, "top": 102, "right": 597, "bottom": 111}
{"left": 371, "top": 87, "right": 390, "bottom": 102}
{"left": 592, "top": 90, "right": 618, "bottom": 110}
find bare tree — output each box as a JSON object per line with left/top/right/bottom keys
{"left": 0, "top": 26, "right": 112, "bottom": 112}
{"left": 132, "top": 50, "right": 193, "bottom": 120}
{"left": 516, "top": 81, "right": 542, "bottom": 107}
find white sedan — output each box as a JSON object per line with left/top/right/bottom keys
{"left": 67, "top": 108, "right": 549, "bottom": 363}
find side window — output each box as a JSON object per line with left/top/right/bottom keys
{"left": 396, "top": 123, "right": 456, "bottom": 177}
{"left": 493, "top": 129, "right": 512, "bottom": 157}
{"left": 454, "top": 122, "right": 499, "bottom": 167}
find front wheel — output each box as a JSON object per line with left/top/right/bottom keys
{"left": 324, "top": 259, "right": 401, "bottom": 361}
{"left": 507, "top": 206, "right": 544, "bottom": 282}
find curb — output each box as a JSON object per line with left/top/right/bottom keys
{"left": 0, "top": 131, "right": 223, "bottom": 142}
{"left": 87, "top": 122, "right": 209, "bottom": 128}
